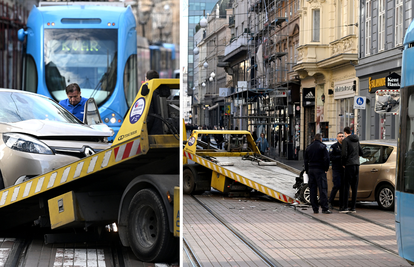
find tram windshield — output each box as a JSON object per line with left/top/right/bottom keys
{"left": 44, "top": 29, "right": 118, "bottom": 106}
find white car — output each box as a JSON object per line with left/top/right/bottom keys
{"left": 0, "top": 89, "right": 113, "bottom": 189}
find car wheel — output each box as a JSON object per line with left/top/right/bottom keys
{"left": 299, "top": 184, "right": 311, "bottom": 204}
{"left": 376, "top": 184, "right": 394, "bottom": 211}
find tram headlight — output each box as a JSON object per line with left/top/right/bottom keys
{"left": 110, "top": 117, "right": 116, "bottom": 124}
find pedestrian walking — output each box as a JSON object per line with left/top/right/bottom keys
{"left": 340, "top": 126, "right": 363, "bottom": 214}
{"left": 328, "top": 132, "right": 345, "bottom": 209}
{"left": 304, "top": 133, "right": 331, "bottom": 214}
{"left": 256, "top": 133, "right": 269, "bottom": 155}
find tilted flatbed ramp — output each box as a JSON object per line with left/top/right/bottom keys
{"left": 183, "top": 130, "right": 300, "bottom": 204}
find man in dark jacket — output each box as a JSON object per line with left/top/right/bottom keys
{"left": 304, "top": 133, "right": 331, "bottom": 214}
{"left": 340, "top": 126, "right": 363, "bottom": 213}
{"left": 328, "top": 132, "right": 345, "bottom": 209}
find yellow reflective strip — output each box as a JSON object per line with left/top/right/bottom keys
{"left": 60, "top": 167, "right": 71, "bottom": 184}
{"left": 23, "top": 181, "right": 32, "bottom": 198}
{"left": 47, "top": 173, "right": 58, "bottom": 188}
{"left": 101, "top": 151, "right": 112, "bottom": 168}
{"left": 87, "top": 156, "right": 98, "bottom": 173}
{"left": 11, "top": 187, "right": 20, "bottom": 202}
{"left": 74, "top": 162, "right": 84, "bottom": 178}
{"left": 0, "top": 191, "right": 8, "bottom": 206}
{"left": 35, "top": 177, "right": 45, "bottom": 193}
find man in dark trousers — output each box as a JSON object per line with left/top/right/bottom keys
{"left": 304, "top": 133, "right": 332, "bottom": 214}
{"left": 340, "top": 126, "right": 363, "bottom": 213}
{"left": 328, "top": 132, "right": 345, "bottom": 209}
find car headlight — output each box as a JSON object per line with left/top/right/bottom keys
{"left": 2, "top": 133, "right": 54, "bottom": 155}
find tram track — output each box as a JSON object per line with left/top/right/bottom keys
{"left": 183, "top": 237, "right": 201, "bottom": 267}
{"left": 191, "top": 195, "right": 279, "bottom": 267}
{"left": 186, "top": 193, "right": 404, "bottom": 267}
{"left": 293, "top": 205, "right": 399, "bottom": 256}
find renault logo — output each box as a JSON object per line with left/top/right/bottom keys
{"left": 84, "top": 147, "right": 96, "bottom": 157}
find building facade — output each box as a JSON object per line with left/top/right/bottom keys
{"left": 293, "top": 0, "right": 359, "bottom": 159}
{"left": 187, "top": 0, "right": 219, "bottom": 102}
{"left": 356, "top": 0, "right": 413, "bottom": 140}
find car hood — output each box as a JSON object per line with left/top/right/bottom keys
{"left": 0, "top": 119, "right": 113, "bottom": 138}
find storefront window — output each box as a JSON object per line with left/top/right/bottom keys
{"left": 337, "top": 98, "right": 355, "bottom": 133}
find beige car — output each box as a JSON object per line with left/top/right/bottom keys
{"left": 298, "top": 140, "right": 396, "bottom": 210}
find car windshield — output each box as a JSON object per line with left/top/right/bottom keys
{"left": 0, "top": 91, "right": 81, "bottom": 124}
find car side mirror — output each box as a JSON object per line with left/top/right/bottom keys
{"left": 83, "top": 98, "right": 103, "bottom": 125}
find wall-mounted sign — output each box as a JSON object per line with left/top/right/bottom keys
{"left": 334, "top": 79, "right": 355, "bottom": 99}
{"left": 369, "top": 77, "right": 385, "bottom": 93}
{"left": 274, "top": 90, "right": 287, "bottom": 97}
{"left": 237, "top": 81, "right": 247, "bottom": 92}
{"left": 386, "top": 72, "right": 401, "bottom": 89}
{"left": 354, "top": 96, "right": 366, "bottom": 109}
{"left": 302, "top": 87, "right": 315, "bottom": 107}
{"left": 219, "top": 88, "right": 231, "bottom": 97}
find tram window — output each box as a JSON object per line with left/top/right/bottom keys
{"left": 123, "top": 54, "right": 137, "bottom": 107}
{"left": 24, "top": 55, "right": 38, "bottom": 93}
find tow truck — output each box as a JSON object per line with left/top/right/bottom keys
{"left": 0, "top": 79, "right": 180, "bottom": 263}
{"left": 183, "top": 129, "right": 300, "bottom": 204}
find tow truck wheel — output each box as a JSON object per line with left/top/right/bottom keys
{"left": 127, "top": 188, "right": 177, "bottom": 262}
{"left": 183, "top": 167, "right": 196, "bottom": 195}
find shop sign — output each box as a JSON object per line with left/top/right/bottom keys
{"left": 369, "top": 73, "right": 401, "bottom": 92}
{"left": 369, "top": 77, "right": 386, "bottom": 93}
{"left": 334, "top": 79, "right": 355, "bottom": 99}
{"left": 302, "top": 87, "right": 315, "bottom": 107}
{"left": 386, "top": 73, "right": 401, "bottom": 89}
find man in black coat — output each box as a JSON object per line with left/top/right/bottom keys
{"left": 304, "top": 133, "right": 332, "bottom": 214}
{"left": 340, "top": 126, "right": 363, "bottom": 213}
{"left": 328, "top": 132, "right": 345, "bottom": 209}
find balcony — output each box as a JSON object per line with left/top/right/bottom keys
{"left": 296, "top": 35, "right": 358, "bottom": 70}
{"left": 223, "top": 34, "right": 249, "bottom": 63}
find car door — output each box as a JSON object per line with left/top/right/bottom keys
{"left": 358, "top": 144, "right": 383, "bottom": 198}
